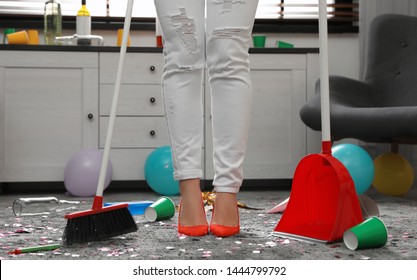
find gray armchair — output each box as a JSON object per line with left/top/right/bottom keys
{"left": 300, "top": 14, "right": 417, "bottom": 148}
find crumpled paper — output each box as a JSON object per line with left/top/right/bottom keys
{"left": 202, "top": 192, "right": 263, "bottom": 210}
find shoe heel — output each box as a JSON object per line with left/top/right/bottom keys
{"left": 209, "top": 204, "right": 240, "bottom": 237}
{"left": 178, "top": 198, "right": 209, "bottom": 236}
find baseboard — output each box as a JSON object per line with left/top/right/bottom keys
{"left": 1, "top": 179, "right": 292, "bottom": 194}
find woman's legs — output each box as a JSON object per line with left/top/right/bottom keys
{"left": 206, "top": 0, "right": 258, "bottom": 229}
{"left": 155, "top": 0, "right": 259, "bottom": 234}
{"left": 154, "top": 0, "right": 207, "bottom": 229}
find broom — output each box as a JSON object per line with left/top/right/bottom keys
{"left": 63, "top": 0, "right": 137, "bottom": 245}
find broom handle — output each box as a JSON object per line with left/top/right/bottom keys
{"left": 96, "top": 0, "right": 134, "bottom": 197}
{"left": 318, "top": 0, "right": 331, "bottom": 154}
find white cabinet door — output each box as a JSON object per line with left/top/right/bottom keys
{"left": 0, "top": 51, "right": 98, "bottom": 182}
{"left": 205, "top": 54, "right": 310, "bottom": 180}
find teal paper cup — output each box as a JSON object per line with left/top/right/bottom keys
{"left": 144, "top": 196, "right": 175, "bottom": 222}
{"left": 343, "top": 216, "right": 388, "bottom": 250}
{"left": 252, "top": 35, "right": 266, "bottom": 48}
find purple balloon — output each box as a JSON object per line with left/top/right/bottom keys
{"left": 64, "top": 149, "right": 113, "bottom": 197}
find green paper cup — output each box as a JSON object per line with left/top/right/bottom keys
{"left": 252, "top": 35, "right": 266, "bottom": 48}
{"left": 277, "top": 41, "right": 294, "bottom": 48}
{"left": 144, "top": 196, "right": 175, "bottom": 222}
{"left": 343, "top": 216, "right": 388, "bottom": 250}
{"left": 3, "top": 28, "right": 16, "bottom": 44}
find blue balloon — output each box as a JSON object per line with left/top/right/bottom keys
{"left": 144, "top": 146, "right": 179, "bottom": 196}
{"left": 332, "top": 143, "right": 375, "bottom": 195}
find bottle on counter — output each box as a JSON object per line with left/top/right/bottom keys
{"left": 76, "top": 0, "right": 92, "bottom": 45}
{"left": 156, "top": 16, "right": 163, "bottom": 48}
{"left": 44, "top": 0, "right": 62, "bottom": 45}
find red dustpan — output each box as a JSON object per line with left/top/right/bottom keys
{"left": 273, "top": 0, "right": 363, "bottom": 243}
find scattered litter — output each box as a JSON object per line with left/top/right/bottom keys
{"left": 98, "top": 247, "right": 111, "bottom": 252}
{"left": 265, "top": 241, "right": 277, "bottom": 247}
{"left": 165, "top": 246, "right": 174, "bottom": 250}
{"left": 15, "top": 228, "right": 32, "bottom": 234}
{"left": 280, "top": 239, "right": 290, "bottom": 245}
{"left": 202, "top": 250, "right": 212, "bottom": 257}
{"left": 252, "top": 250, "right": 261, "bottom": 254}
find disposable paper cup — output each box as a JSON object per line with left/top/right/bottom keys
{"left": 3, "top": 28, "right": 16, "bottom": 44}
{"left": 277, "top": 41, "right": 294, "bottom": 48}
{"left": 27, "top": 29, "right": 39, "bottom": 45}
{"left": 7, "top": 30, "right": 29, "bottom": 45}
{"left": 144, "top": 197, "right": 175, "bottom": 222}
{"left": 358, "top": 194, "right": 380, "bottom": 218}
{"left": 343, "top": 216, "right": 388, "bottom": 250}
{"left": 117, "top": 29, "right": 131, "bottom": 47}
{"left": 252, "top": 35, "right": 266, "bottom": 48}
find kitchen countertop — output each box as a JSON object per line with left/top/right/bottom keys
{"left": 0, "top": 44, "right": 319, "bottom": 54}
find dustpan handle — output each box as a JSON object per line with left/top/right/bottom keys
{"left": 318, "top": 0, "right": 332, "bottom": 154}
{"left": 96, "top": 0, "right": 135, "bottom": 197}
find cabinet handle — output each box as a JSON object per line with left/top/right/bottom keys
{"left": 150, "top": 130, "right": 156, "bottom": 136}
{"left": 87, "top": 113, "right": 94, "bottom": 120}
{"left": 150, "top": 65, "right": 156, "bottom": 72}
{"left": 150, "top": 97, "right": 156, "bottom": 103}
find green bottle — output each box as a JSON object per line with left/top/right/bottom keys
{"left": 44, "top": 0, "right": 62, "bottom": 45}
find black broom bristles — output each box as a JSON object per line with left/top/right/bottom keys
{"left": 63, "top": 206, "right": 137, "bottom": 245}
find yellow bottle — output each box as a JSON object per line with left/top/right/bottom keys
{"left": 76, "top": 0, "right": 91, "bottom": 45}
{"left": 77, "top": 0, "right": 90, "bottom": 17}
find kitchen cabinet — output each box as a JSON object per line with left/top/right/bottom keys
{"left": 0, "top": 47, "right": 319, "bottom": 184}
{"left": 205, "top": 53, "right": 319, "bottom": 179}
{"left": 0, "top": 50, "right": 98, "bottom": 182}
{"left": 99, "top": 52, "right": 168, "bottom": 180}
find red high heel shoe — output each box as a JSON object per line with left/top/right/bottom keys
{"left": 178, "top": 198, "right": 209, "bottom": 236}
{"left": 209, "top": 204, "right": 240, "bottom": 237}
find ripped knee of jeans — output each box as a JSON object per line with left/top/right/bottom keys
{"left": 170, "top": 8, "right": 198, "bottom": 53}
{"left": 211, "top": 27, "right": 243, "bottom": 39}
{"left": 214, "top": 0, "right": 247, "bottom": 12}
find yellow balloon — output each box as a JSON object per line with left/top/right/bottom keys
{"left": 372, "top": 153, "right": 414, "bottom": 196}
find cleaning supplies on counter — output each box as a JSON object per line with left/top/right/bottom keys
{"left": 76, "top": 0, "right": 91, "bottom": 45}
{"left": 44, "top": 0, "right": 62, "bottom": 45}
{"left": 156, "top": 16, "right": 163, "bottom": 48}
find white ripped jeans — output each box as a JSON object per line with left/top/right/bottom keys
{"left": 154, "top": 0, "right": 259, "bottom": 193}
